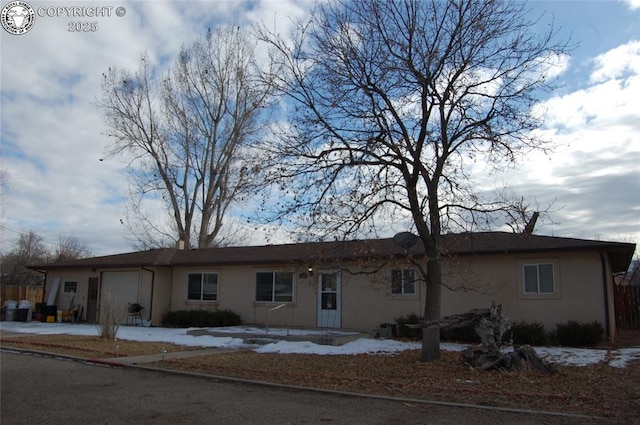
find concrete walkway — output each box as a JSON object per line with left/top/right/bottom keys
{"left": 187, "top": 327, "right": 370, "bottom": 346}
{"left": 99, "top": 347, "right": 243, "bottom": 365}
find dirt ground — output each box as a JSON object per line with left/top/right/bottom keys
{"left": 2, "top": 331, "right": 639, "bottom": 423}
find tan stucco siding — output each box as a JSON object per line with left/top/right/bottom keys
{"left": 440, "top": 251, "right": 608, "bottom": 332}
{"left": 45, "top": 271, "right": 97, "bottom": 314}
{"left": 338, "top": 265, "right": 423, "bottom": 329}
{"left": 44, "top": 268, "right": 164, "bottom": 325}
{"left": 171, "top": 265, "right": 317, "bottom": 327}
{"left": 42, "top": 248, "right": 612, "bottom": 333}
{"left": 137, "top": 270, "right": 152, "bottom": 321}
{"left": 171, "top": 262, "right": 426, "bottom": 332}
{"left": 96, "top": 267, "right": 172, "bottom": 325}
{"left": 149, "top": 267, "right": 172, "bottom": 325}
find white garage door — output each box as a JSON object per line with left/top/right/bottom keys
{"left": 101, "top": 271, "right": 140, "bottom": 321}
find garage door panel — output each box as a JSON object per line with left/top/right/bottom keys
{"left": 101, "top": 271, "right": 140, "bottom": 321}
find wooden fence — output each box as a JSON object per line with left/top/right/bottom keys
{"left": 0, "top": 285, "right": 44, "bottom": 308}
{"left": 614, "top": 284, "right": 640, "bottom": 330}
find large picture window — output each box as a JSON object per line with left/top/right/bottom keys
{"left": 391, "top": 268, "right": 416, "bottom": 295}
{"left": 256, "top": 271, "right": 293, "bottom": 302}
{"left": 523, "top": 264, "right": 554, "bottom": 294}
{"left": 188, "top": 272, "right": 218, "bottom": 301}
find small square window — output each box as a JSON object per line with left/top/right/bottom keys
{"left": 255, "top": 271, "right": 294, "bottom": 302}
{"left": 187, "top": 273, "right": 218, "bottom": 301}
{"left": 523, "top": 263, "right": 555, "bottom": 294}
{"left": 63, "top": 281, "right": 77, "bottom": 293}
{"left": 391, "top": 268, "right": 416, "bottom": 295}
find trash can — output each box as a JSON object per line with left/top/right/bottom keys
{"left": 44, "top": 305, "right": 57, "bottom": 323}
{"left": 34, "top": 303, "right": 44, "bottom": 322}
{"left": 16, "top": 300, "right": 33, "bottom": 322}
{"left": 3, "top": 300, "right": 18, "bottom": 322}
{"left": 15, "top": 309, "right": 28, "bottom": 322}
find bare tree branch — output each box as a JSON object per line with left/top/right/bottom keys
{"left": 98, "top": 26, "right": 276, "bottom": 248}
{"left": 256, "top": 0, "right": 571, "bottom": 361}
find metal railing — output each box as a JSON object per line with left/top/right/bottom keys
{"left": 265, "top": 303, "right": 291, "bottom": 339}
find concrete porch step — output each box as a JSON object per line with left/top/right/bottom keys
{"left": 187, "top": 327, "right": 371, "bottom": 346}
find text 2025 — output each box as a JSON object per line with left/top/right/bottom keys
{"left": 68, "top": 21, "right": 98, "bottom": 32}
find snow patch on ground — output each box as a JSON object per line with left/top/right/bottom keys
{"left": 2, "top": 322, "right": 639, "bottom": 367}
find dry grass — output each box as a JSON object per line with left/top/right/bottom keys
{"left": 0, "top": 334, "right": 196, "bottom": 358}
{"left": 151, "top": 350, "right": 640, "bottom": 421}
{"left": 2, "top": 332, "right": 639, "bottom": 422}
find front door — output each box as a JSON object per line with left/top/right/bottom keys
{"left": 86, "top": 277, "right": 99, "bottom": 322}
{"left": 317, "top": 272, "right": 341, "bottom": 328}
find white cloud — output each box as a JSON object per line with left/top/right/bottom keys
{"left": 1, "top": 1, "right": 638, "bottom": 255}
{"left": 625, "top": 0, "right": 640, "bottom": 10}
{"left": 489, "top": 41, "right": 640, "bottom": 246}
{"left": 590, "top": 40, "right": 640, "bottom": 83}
{"left": 1, "top": 0, "right": 317, "bottom": 254}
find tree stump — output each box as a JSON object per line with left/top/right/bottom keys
{"left": 461, "top": 344, "right": 555, "bottom": 373}
{"left": 431, "top": 303, "right": 556, "bottom": 373}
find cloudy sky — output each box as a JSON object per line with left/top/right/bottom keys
{"left": 1, "top": 0, "right": 639, "bottom": 256}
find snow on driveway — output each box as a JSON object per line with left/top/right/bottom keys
{"left": 2, "top": 322, "right": 639, "bottom": 368}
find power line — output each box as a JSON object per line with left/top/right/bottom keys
{"left": 0, "top": 225, "right": 109, "bottom": 256}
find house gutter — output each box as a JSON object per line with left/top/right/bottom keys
{"left": 142, "top": 267, "right": 155, "bottom": 323}
{"left": 599, "top": 251, "right": 611, "bottom": 340}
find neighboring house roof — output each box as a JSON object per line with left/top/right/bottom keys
{"left": 28, "top": 232, "right": 636, "bottom": 273}
{"left": 617, "top": 260, "right": 640, "bottom": 286}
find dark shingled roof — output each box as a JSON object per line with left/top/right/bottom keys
{"left": 29, "top": 232, "right": 636, "bottom": 273}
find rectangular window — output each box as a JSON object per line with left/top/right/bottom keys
{"left": 63, "top": 281, "right": 77, "bottom": 293}
{"left": 391, "top": 268, "right": 416, "bottom": 295}
{"left": 187, "top": 273, "right": 218, "bottom": 301}
{"left": 523, "top": 264, "right": 555, "bottom": 294}
{"left": 255, "top": 271, "right": 293, "bottom": 302}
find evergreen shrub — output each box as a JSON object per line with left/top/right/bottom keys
{"left": 549, "top": 320, "right": 603, "bottom": 347}
{"left": 510, "top": 320, "right": 547, "bottom": 345}
{"left": 161, "top": 309, "right": 241, "bottom": 328}
{"left": 394, "top": 313, "right": 423, "bottom": 339}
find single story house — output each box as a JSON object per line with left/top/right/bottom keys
{"left": 28, "top": 232, "right": 635, "bottom": 340}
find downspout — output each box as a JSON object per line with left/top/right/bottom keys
{"left": 99, "top": 270, "right": 104, "bottom": 322}
{"left": 599, "top": 251, "right": 611, "bottom": 341}
{"left": 142, "top": 267, "right": 155, "bottom": 324}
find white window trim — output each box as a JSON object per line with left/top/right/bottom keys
{"left": 518, "top": 259, "right": 560, "bottom": 299}
{"left": 254, "top": 270, "right": 295, "bottom": 303}
{"left": 186, "top": 271, "right": 219, "bottom": 302}
{"left": 391, "top": 268, "right": 417, "bottom": 296}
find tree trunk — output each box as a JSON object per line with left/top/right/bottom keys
{"left": 421, "top": 256, "right": 442, "bottom": 361}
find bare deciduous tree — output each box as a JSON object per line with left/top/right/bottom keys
{"left": 1, "top": 231, "right": 50, "bottom": 285}
{"left": 97, "top": 291, "right": 127, "bottom": 340}
{"left": 1, "top": 231, "right": 89, "bottom": 284}
{"left": 257, "top": 0, "right": 570, "bottom": 361}
{"left": 54, "top": 235, "right": 91, "bottom": 262}
{"left": 99, "top": 26, "right": 275, "bottom": 249}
